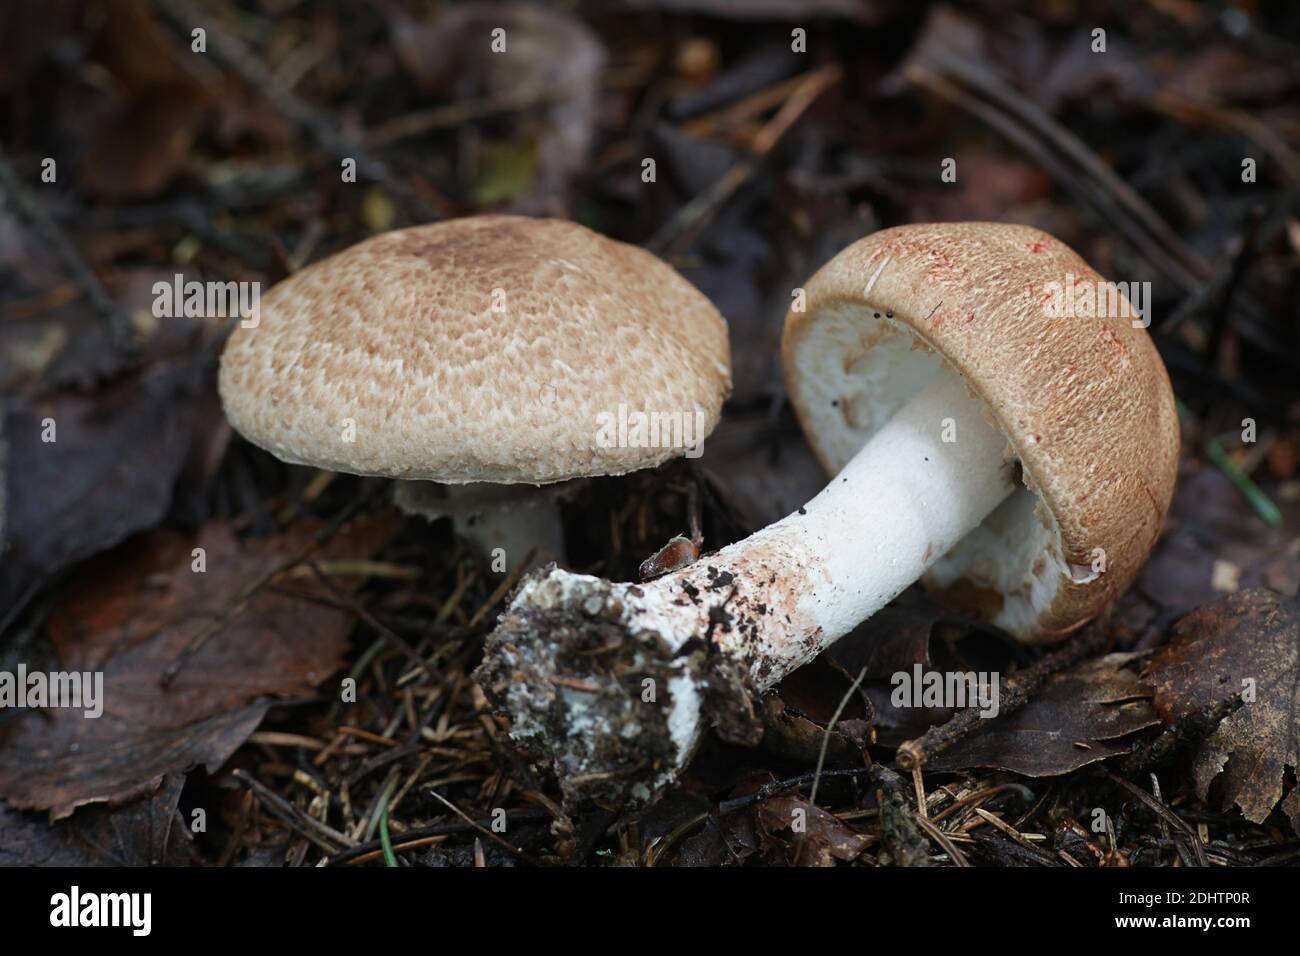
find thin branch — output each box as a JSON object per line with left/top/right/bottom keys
{"left": 0, "top": 146, "right": 133, "bottom": 349}
{"left": 154, "top": 0, "right": 442, "bottom": 222}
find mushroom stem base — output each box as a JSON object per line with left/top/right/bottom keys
{"left": 474, "top": 571, "right": 761, "bottom": 810}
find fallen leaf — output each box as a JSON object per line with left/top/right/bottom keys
{"left": 78, "top": 83, "right": 210, "bottom": 200}
{"left": 904, "top": 154, "right": 1053, "bottom": 223}
{"left": 928, "top": 654, "right": 1160, "bottom": 776}
{"left": 828, "top": 603, "right": 1006, "bottom": 746}
{"left": 761, "top": 656, "right": 872, "bottom": 763}
{"left": 702, "top": 413, "right": 825, "bottom": 531}
{"left": 76, "top": 0, "right": 210, "bottom": 200}
{"left": 1136, "top": 466, "right": 1299, "bottom": 619}
{"left": 0, "top": 351, "right": 212, "bottom": 618}
{"left": 0, "top": 773, "right": 193, "bottom": 866}
{"left": 0, "top": 515, "right": 395, "bottom": 818}
{"left": 756, "top": 793, "right": 871, "bottom": 865}
{"left": 641, "top": 790, "right": 757, "bottom": 866}
{"left": 650, "top": 122, "right": 743, "bottom": 196}
{"left": 1142, "top": 589, "right": 1300, "bottom": 832}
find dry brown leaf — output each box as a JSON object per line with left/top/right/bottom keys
{"left": 0, "top": 773, "right": 193, "bottom": 866}
{"left": 1143, "top": 589, "right": 1300, "bottom": 832}
{"left": 759, "top": 657, "right": 873, "bottom": 764}
{"left": 928, "top": 654, "right": 1160, "bottom": 776}
{"left": 756, "top": 793, "right": 871, "bottom": 865}
{"left": 0, "top": 515, "right": 395, "bottom": 818}
{"left": 76, "top": 0, "right": 211, "bottom": 200}
{"left": 1, "top": 352, "right": 211, "bottom": 616}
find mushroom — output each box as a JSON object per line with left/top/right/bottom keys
{"left": 475, "top": 222, "right": 1180, "bottom": 809}
{"left": 219, "top": 216, "right": 731, "bottom": 569}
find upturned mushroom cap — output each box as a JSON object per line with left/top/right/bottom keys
{"left": 219, "top": 216, "right": 731, "bottom": 484}
{"left": 782, "top": 222, "right": 1179, "bottom": 642}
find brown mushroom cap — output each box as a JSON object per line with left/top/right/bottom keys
{"left": 219, "top": 216, "right": 731, "bottom": 484}
{"left": 782, "top": 222, "right": 1179, "bottom": 642}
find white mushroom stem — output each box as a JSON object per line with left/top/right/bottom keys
{"left": 452, "top": 490, "right": 567, "bottom": 570}
{"left": 394, "top": 481, "right": 567, "bottom": 570}
{"left": 571, "top": 372, "right": 1012, "bottom": 675}
{"left": 479, "top": 373, "right": 1018, "bottom": 805}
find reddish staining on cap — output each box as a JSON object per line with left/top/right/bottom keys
{"left": 926, "top": 253, "right": 956, "bottom": 286}
{"left": 1100, "top": 324, "right": 1124, "bottom": 349}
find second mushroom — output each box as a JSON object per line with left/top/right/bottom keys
{"left": 476, "top": 222, "right": 1180, "bottom": 809}
{"left": 218, "top": 215, "right": 731, "bottom": 572}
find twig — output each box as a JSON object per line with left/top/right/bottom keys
{"left": 904, "top": 56, "right": 1208, "bottom": 293}
{"left": 154, "top": 0, "right": 442, "bottom": 221}
{"left": 648, "top": 64, "right": 840, "bottom": 255}
{"left": 233, "top": 769, "right": 357, "bottom": 853}
{"left": 0, "top": 146, "right": 133, "bottom": 349}
{"left": 1205, "top": 206, "right": 1266, "bottom": 362}
{"left": 1102, "top": 769, "right": 1209, "bottom": 867}
{"left": 932, "top": 782, "right": 1036, "bottom": 825}
{"left": 972, "top": 806, "right": 1039, "bottom": 851}
{"left": 324, "top": 809, "right": 551, "bottom": 866}
{"left": 896, "top": 620, "right": 1109, "bottom": 770}
{"left": 649, "top": 812, "right": 709, "bottom": 866}
{"left": 808, "top": 665, "right": 867, "bottom": 806}
{"left": 1140, "top": 91, "right": 1300, "bottom": 184}
{"left": 305, "top": 560, "right": 435, "bottom": 678}
{"left": 366, "top": 90, "right": 554, "bottom": 148}
{"left": 467, "top": 552, "right": 537, "bottom": 629}
{"left": 716, "top": 766, "right": 874, "bottom": 815}
{"left": 426, "top": 789, "right": 545, "bottom": 866}
{"left": 914, "top": 813, "right": 970, "bottom": 867}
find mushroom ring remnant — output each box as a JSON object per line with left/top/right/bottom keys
{"left": 475, "top": 222, "right": 1180, "bottom": 810}
{"left": 218, "top": 215, "right": 732, "bottom": 568}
